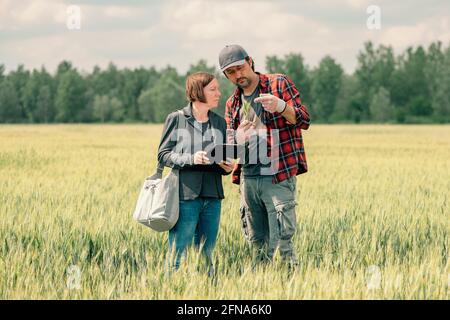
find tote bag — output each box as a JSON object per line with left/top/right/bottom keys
{"left": 133, "top": 110, "right": 184, "bottom": 231}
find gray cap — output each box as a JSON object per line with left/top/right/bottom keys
{"left": 219, "top": 44, "right": 248, "bottom": 72}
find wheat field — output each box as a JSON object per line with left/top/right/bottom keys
{"left": 0, "top": 124, "right": 449, "bottom": 299}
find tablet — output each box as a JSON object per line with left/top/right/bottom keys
{"left": 207, "top": 144, "right": 245, "bottom": 163}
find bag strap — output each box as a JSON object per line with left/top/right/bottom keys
{"left": 150, "top": 110, "right": 185, "bottom": 179}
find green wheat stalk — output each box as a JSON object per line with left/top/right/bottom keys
{"left": 242, "top": 99, "right": 251, "bottom": 120}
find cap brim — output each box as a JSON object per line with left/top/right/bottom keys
{"left": 221, "top": 59, "right": 245, "bottom": 72}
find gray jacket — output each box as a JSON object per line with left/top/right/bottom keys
{"left": 157, "top": 103, "right": 230, "bottom": 200}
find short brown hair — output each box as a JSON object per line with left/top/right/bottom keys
{"left": 185, "top": 72, "right": 215, "bottom": 103}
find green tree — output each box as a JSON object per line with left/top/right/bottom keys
{"left": 369, "top": 86, "right": 395, "bottom": 123}
{"left": 265, "top": 53, "right": 311, "bottom": 104}
{"left": 266, "top": 55, "right": 285, "bottom": 74}
{"left": 142, "top": 66, "right": 185, "bottom": 123}
{"left": 35, "top": 85, "right": 54, "bottom": 123}
{"left": 55, "top": 70, "right": 86, "bottom": 122}
{"left": 56, "top": 60, "right": 73, "bottom": 76}
{"left": 120, "top": 68, "right": 148, "bottom": 121}
{"left": 311, "top": 56, "right": 343, "bottom": 122}
{"left": 0, "top": 64, "right": 5, "bottom": 82}
{"left": 424, "top": 42, "right": 444, "bottom": 105}
{"left": 92, "top": 95, "right": 110, "bottom": 122}
{"left": 283, "top": 53, "right": 311, "bottom": 104}
{"left": 138, "top": 89, "right": 154, "bottom": 122}
{"left": 153, "top": 77, "right": 184, "bottom": 121}
{"left": 2, "top": 46, "right": 449, "bottom": 124}
{"left": 110, "top": 96, "right": 124, "bottom": 122}
{"left": 186, "top": 59, "right": 216, "bottom": 75}
{"left": 430, "top": 46, "right": 450, "bottom": 121}
{"left": 0, "top": 80, "right": 21, "bottom": 123}
{"left": 22, "top": 70, "right": 39, "bottom": 122}
{"left": 87, "top": 65, "right": 111, "bottom": 96}
{"left": 355, "top": 42, "right": 396, "bottom": 121}
{"left": 7, "top": 65, "right": 30, "bottom": 121}
{"left": 392, "top": 46, "right": 432, "bottom": 122}
{"left": 23, "top": 67, "right": 54, "bottom": 122}
{"left": 332, "top": 74, "right": 360, "bottom": 122}
{"left": 424, "top": 42, "right": 450, "bottom": 122}
{"left": 92, "top": 95, "right": 124, "bottom": 122}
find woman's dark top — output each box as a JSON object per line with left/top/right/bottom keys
{"left": 157, "top": 103, "right": 230, "bottom": 200}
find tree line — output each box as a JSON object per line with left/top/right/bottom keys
{"left": 1, "top": 41, "right": 449, "bottom": 124}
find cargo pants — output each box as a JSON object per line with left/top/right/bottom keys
{"left": 239, "top": 175, "right": 298, "bottom": 264}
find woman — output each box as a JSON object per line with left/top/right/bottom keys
{"left": 157, "top": 72, "right": 234, "bottom": 276}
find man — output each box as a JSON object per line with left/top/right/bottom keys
{"left": 219, "top": 44, "right": 310, "bottom": 271}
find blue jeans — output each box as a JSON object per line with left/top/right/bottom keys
{"left": 167, "top": 197, "right": 221, "bottom": 271}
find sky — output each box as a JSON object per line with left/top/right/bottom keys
{"left": 0, "top": 0, "right": 449, "bottom": 74}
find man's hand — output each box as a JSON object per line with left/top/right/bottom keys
{"left": 218, "top": 159, "right": 235, "bottom": 173}
{"left": 193, "top": 151, "right": 210, "bottom": 165}
{"left": 235, "top": 120, "right": 256, "bottom": 145}
{"left": 254, "top": 93, "right": 286, "bottom": 114}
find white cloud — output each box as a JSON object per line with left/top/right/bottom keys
{"left": 1, "top": 0, "right": 449, "bottom": 74}
{"left": 103, "top": 5, "right": 140, "bottom": 18}
{"left": 377, "top": 16, "right": 450, "bottom": 49}
{"left": 0, "top": 0, "right": 66, "bottom": 29}
{"left": 0, "top": 0, "right": 149, "bottom": 31}
{"left": 158, "top": 0, "right": 337, "bottom": 71}
{"left": 2, "top": 26, "right": 163, "bottom": 72}
{"left": 345, "top": 0, "right": 371, "bottom": 9}
{"left": 162, "top": 0, "right": 328, "bottom": 40}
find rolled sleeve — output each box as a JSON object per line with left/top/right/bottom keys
{"left": 280, "top": 76, "right": 310, "bottom": 130}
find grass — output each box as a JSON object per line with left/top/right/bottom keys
{"left": 0, "top": 124, "right": 449, "bottom": 299}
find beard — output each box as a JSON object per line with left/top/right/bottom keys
{"left": 236, "top": 77, "right": 251, "bottom": 89}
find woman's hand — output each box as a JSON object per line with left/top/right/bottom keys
{"left": 193, "top": 151, "right": 211, "bottom": 165}
{"left": 218, "top": 159, "right": 235, "bottom": 173}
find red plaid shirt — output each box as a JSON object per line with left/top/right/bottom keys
{"left": 225, "top": 72, "right": 310, "bottom": 184}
